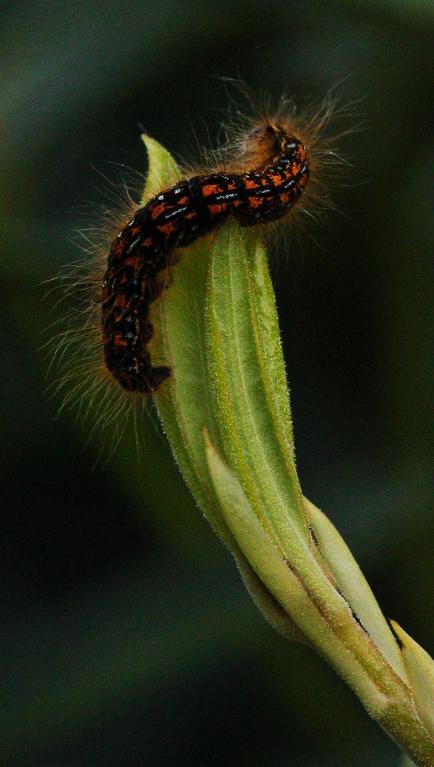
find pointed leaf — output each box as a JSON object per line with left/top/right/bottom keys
{"left": 141, "top": 133, "right": 181, "bottom": 203}
{"left": 305, "top": 496, "right": 408, "bottom": 684}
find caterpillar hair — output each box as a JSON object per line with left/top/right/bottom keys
{"left": 48, "top": 86, "right": 350, "bottom": 445}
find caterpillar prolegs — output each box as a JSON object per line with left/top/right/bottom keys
{"left": 102, "top": 125, "right": 309, "bottom": 393}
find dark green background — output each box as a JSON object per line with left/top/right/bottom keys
{"left": 1, "top": 2, "right": 433, "bottom": 765}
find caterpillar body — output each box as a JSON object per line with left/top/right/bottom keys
{"left": 51, "top": 90, "right": 347, "bottom": 437}
{"left": 102, "top": 126, "right": 309, "bottom": 393}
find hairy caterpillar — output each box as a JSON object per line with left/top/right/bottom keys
{"left": 103, "top": 126, "right": 309, "bottom": 393}
{"left": 49, "top": 89, "right": 347, "bottom": 440}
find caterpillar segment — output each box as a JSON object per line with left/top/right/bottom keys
{"left": 102, "top": 126, "right": 309, "bottom": 393}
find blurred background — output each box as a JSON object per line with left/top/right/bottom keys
{"left": 1, "top": 1, "right": 433, "bottom": 765}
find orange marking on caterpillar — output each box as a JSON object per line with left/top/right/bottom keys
{"left": 201, "top": 184, "right": 221, "bottom": 196}
{"left": 102, "top": 122, "right": 311, "bottom": 394}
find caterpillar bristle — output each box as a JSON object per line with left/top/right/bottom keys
{"left": 48, "top": 85, "right": 352, "bottom": 455}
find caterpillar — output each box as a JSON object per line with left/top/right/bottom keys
{"left": 49, "top": 88, "right": 348, "bottom": 440}
{"left": 102, "top": 125, "right": 309, "bottom": 393}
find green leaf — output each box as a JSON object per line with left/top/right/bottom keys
{"left": 305, "top": 496, "right": 408, "bottom": 684}
{"left": 151, "top": 232, "right": 235, "bottom": 546}
{"left": 391, "top": 621, "right": 434, "bottom": 739}
{"left": 141, "top": 133, "right": 181, "bottom": 203}
{"left": 205, "top": 222, "right": 309, "bottom": 546}
{"left": 204, "top": 428, "right": 300, "bottom": 595}
{"left": 146, "top": 136, "right": 395, "bottom": 670}
{"left": 141, "top": 131, "right": 237, "bottom": 548}
{"left": 203, "top": 432, "right": 391, "bottom": 713}
{"left": 146, "top": 139, "right": 309, "bottom": 554}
